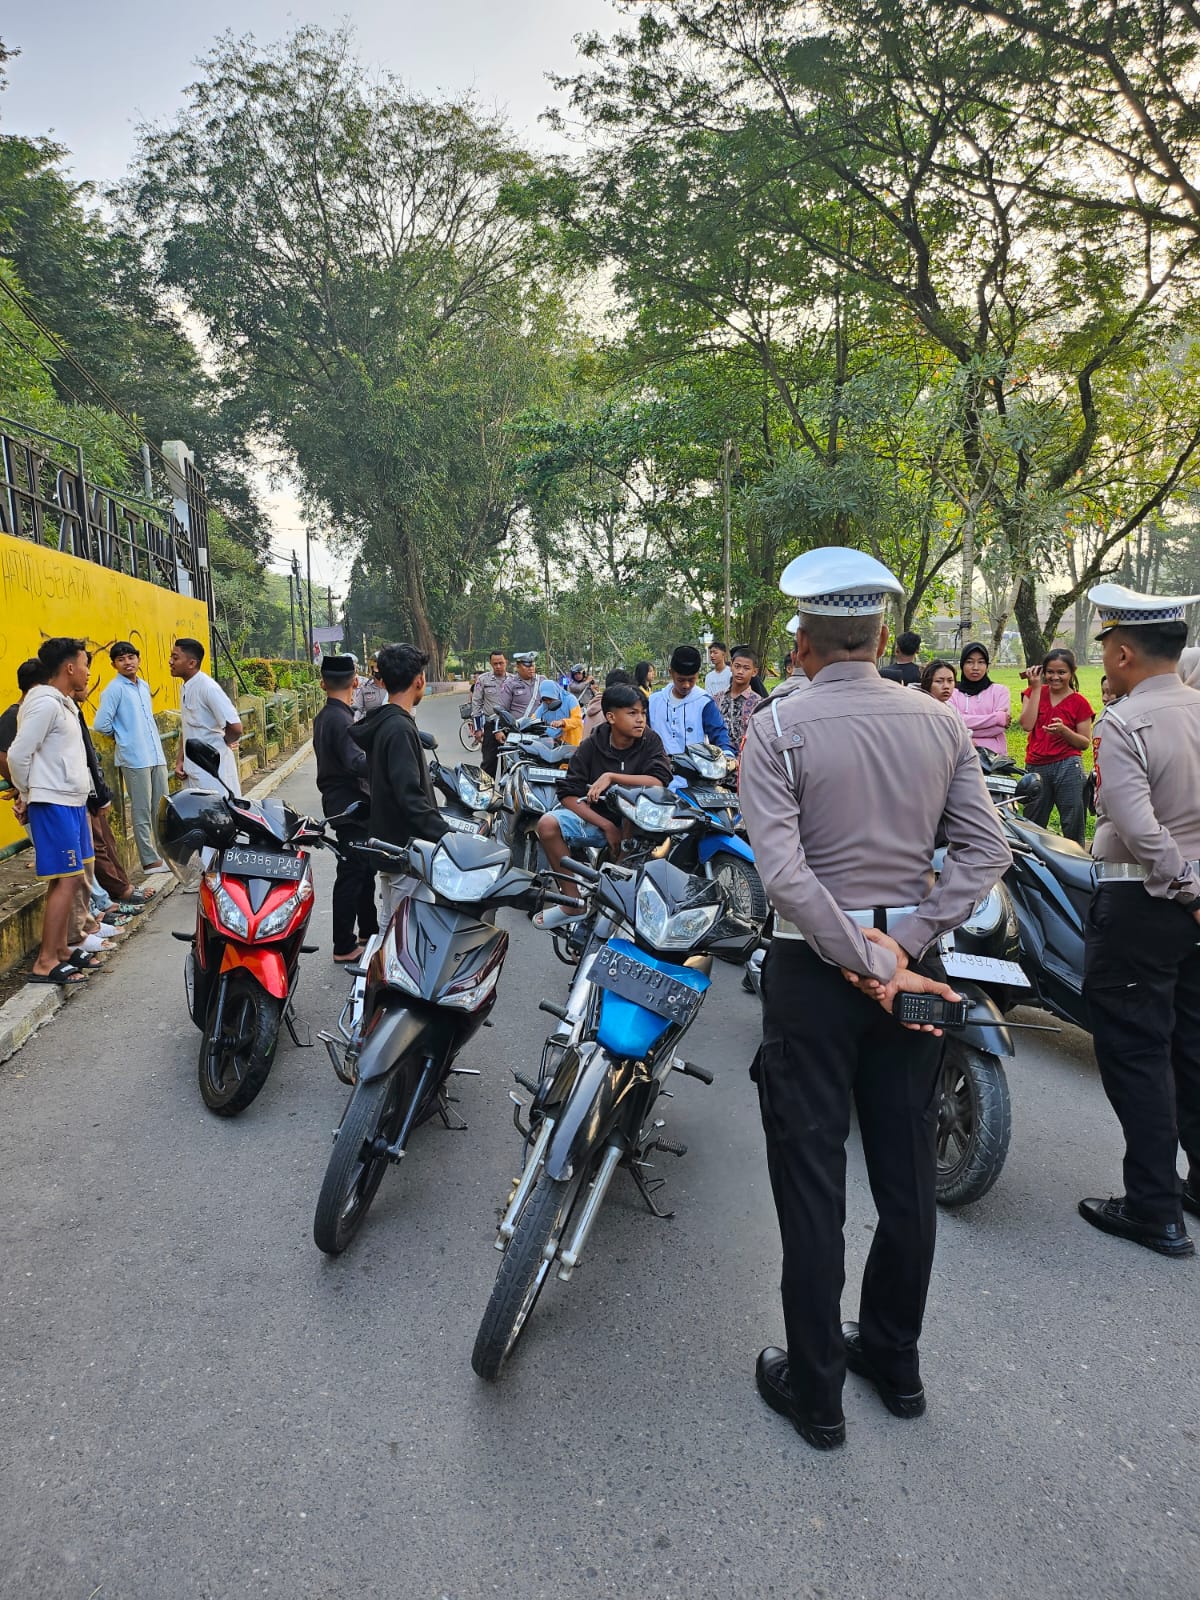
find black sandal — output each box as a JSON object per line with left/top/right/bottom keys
{"left": 28, "top": 961, "right": 91, "bottom": 986}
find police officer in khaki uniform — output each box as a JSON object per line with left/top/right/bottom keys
{"left": 1079, "top": 583, "right": 1200, "bottom": 1258}
{"left": 739, "top": 548, "right": 1011, "bottom": 1450}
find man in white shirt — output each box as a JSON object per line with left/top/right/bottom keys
{"left": 7, "top": 636, "right": 95, "bottom": 985}
{"left": 704, "top": 641, "right": 733, "bottom": 697}
{"left": 169, "top": 638, "right": 243, "bottom": 795}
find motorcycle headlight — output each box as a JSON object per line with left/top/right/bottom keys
{"left": 430, "top": 852, "right": 505, "bottom": 901}
{"left": 961, "top": 885, "right": 1004, "bottom": 937}
{"left": 457, "top": 775, "right": 491, "bottom": 811}
{"left": 384, "top": 946, "right": 422, "bottom": 995}
{"left": 690, "top": 754, "right": 726, "bottom": 779}
{"left": 634, "top": 877, "right": 720, "bottom": 950}
{"left": 257, "top": 875, "right": 314, "bottom": 937}
{"left": 440, "top": 962, "right": 502, "bottom": 1012}
{"left": 619, "top": 794, "right": 693, "bottom": 834}
{"left": 204, "top": 871, "right": 249, "bottom": 938}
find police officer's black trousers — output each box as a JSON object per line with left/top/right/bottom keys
{"left": 1084, "top": 884, "right": 1200, "bottom": 1223}
{"left": 481, "top": 728, "right": 500, "bottom": 780}
{"left": 753, "top": 939, "right": 942, "bottom": 1417}
{"left": 331, "top": 823, "right": 380, "bottom": 956}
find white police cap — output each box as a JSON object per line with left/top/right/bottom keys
{"left": 1089, "top": 581, "right": 1200, "bottom": 637}
{"left": 779, "top": 546, "right": 904, "bottom": 617}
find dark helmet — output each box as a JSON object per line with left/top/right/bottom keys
{"left": 157, "top": 787, "right": 237, "bottom": 878}
{"left": 1015, "top": 771, "right": 1043, "bottom": 805}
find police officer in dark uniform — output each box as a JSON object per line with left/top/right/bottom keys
{"left": 312, "top": 654, "right": 378, "bottom": 964}
{"left": 1079, "top": 582, "right": 1200, "bottom": 1258}
{"left": 739, "top": 548, "right": 1011, "bottom": 1450}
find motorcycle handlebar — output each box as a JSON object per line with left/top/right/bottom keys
{"left": 559, "top": 856, "right": 600, "bottom": 883}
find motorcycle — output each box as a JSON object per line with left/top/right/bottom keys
{"left": 491, "top": 710, "right": 573, "bottom": 872}
{"left": 667, "top": 742, "right": 767, "bottom": 926}
{"left": 979, "top": 754, "right": 1092, "bottom": 1032}
{"left": 426, "top": 729, "right": 499, "bottom": 835}
{"left": 471, "top": 842, "right": 757, "bottom": 1380}
{"left": 742, "top": 853, "right": 1031, "bottom": 1208}
{"left": 159, "top": 739, "right": 331, "bottom": 1117}
{"left": 312, "top": 830, "right": 551, "bottom": 1255}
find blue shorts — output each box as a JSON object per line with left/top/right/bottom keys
{"left": 27, "top": 802, "right": 93, "bottom": 879}
{"left": 545, "top": 807, "right": 606, "bottom": 848}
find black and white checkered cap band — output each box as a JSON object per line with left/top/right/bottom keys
{"left": 792, "top": 590, "right": 889, "bottom": 617}
{"left": 1097, "top": 603, "right": 1186, "bottom": 630}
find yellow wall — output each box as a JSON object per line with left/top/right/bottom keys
{"left": 0, "top": 531, "right": 210, "bottom": 853}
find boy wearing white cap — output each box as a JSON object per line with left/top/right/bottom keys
{"left": 739, "top": 546, "right": 1011, "bottom": 1449}
{"left": 1079, "top": 583, "right": 1200, "bottom": 1257}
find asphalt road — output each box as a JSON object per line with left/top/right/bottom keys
{"left": 1, "top": 693, "right": 1196, "bottom": 1600}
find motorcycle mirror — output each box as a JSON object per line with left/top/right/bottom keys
{"left": 419, "top": 730, "right": 438, "bottom": 751}
{"left": 185, "top": 738, "right": 222, "bottom": 779}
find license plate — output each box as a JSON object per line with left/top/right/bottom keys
{"left": 526, "top": 765, "right": 567, "bottom": 783}
{"left": 942, "top": 952, "right": 1030, "bottom": 988}
{"left": 222, "top": 845, "right": 306, "bottom": 880}
{"left": 592, "top": 944, "right": 704, "bottom": 1025}
{"left": 688, "top": 786, "right": 736, "bottom": 809}
{"left": 443, "top": 815, "right": 482, "bottom": 835}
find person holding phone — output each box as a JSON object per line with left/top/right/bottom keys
{"left": 1017, "top": 648, "right": 1093, "bottom": 845}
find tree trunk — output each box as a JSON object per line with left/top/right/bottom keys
{"left": 1012, "top": 574, "right": 1046, "bottom": 664}
{"left": 395, "top": 528, "right": 444, "bottom": 681}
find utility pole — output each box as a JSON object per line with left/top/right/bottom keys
{"left": 288, "top": 570, "right": 296, "bottom": 660}
{"left": 290, "top": 553, "right": 304, "bottom": 659}
{"left": 305, "top": 527, "right": 316, "bottom": 666}
{"left": 327, "top": 585, "right": 333, "bottom": 627}
{"left": 721, "top": 438, "right": 733, "bottom": 647}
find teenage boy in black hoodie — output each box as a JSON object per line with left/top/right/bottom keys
{"left": 534, "top": 684, "right": 672, "bottom": 929}
{"left": 351, "top": 642, "right": 448, "bottom": 925}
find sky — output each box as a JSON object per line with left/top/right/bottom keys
{"left": 1, "top": 0, "right": 619, "bottom": 587}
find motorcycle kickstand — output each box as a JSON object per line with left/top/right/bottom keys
{"left": 281, "top": 996, "right": 313, "bottom": 1049}
{"left": 437, "top": 1094, "right": 468, "bottom": 1132}
{"left": 628, "top": 1159, "right": 675, "bottom": 1220}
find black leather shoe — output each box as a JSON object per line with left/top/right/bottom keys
{"left": 754, "top": 1348, "right": 845, "bottom": 1450}
{"left": 1182, "top": 1181, "right": 1200, "bottom": 1221}
{"left": 841, "top": 1323, "right": 926, "bottom": 1419}
{"left": 1078, "top": 1196, "right": 1195, "bottom": 1257}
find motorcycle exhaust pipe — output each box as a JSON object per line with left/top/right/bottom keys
{"left": 496, "top": 1117, "right": 556, "bottom": 1246}
{"left": 557, "top": 1143, "right": 623, "bottom": 1281}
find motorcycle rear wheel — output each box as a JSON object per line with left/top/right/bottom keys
{"left": 472, "top": 1166, "right": 588, "bottom": 1381}
{"left": 313, "top": 1071, "right": 404, "bottom": 1255}
{"left": 935, "top": 1043, "right": 1012, "bottom": 1207}
{"left": 198, "top": 971, "right": 282, "bottom": 1117}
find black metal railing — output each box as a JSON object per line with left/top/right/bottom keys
{"left": 0, "top": 416, "right": 210, "bottom": 607}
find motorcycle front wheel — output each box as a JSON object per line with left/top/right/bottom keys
{"left": 198, "top": 971, "right": 282, "bottom": 1117}
{"left": 313, "top": 1071, "right": 406, "bottom": 1255}
{"left": 471, "top": 1166, "right": 588, "bottom": 1381}
{"left": 712, "top": 854, "right": 769, "bottom": 928}
{"left": 935, "top": 1042, "right": 1012, "bottom": 1207}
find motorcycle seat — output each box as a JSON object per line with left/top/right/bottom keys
{"left": 1019, "top": 823, "right": 1097, "bottom": 894}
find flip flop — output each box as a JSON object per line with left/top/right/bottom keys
{"left": 28, "top": 961, "right": 91, "bottom": 986}
{"left": 120, "top": 888, "right": 156, "bottom": 906}
{"left": 333, "top": 946, "right": 365, "bottom": 964}
{"left": 67, "top": 950, "right": 104, "bottom": 970}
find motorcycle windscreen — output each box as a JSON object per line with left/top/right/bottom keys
{"left": 593, "top": 938, "right": 710, "bottom": 1059}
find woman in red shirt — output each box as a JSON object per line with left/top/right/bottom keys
{"left": 1018, "top": 647, "right": 1094, "bottom": 845}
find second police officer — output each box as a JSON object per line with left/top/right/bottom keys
{"left": 739, "top": 548, "right": 1011, "bottom": 1450}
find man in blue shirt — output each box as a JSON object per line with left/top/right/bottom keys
{"left": 93, "top": 642, "right": 170, "bottom": 872}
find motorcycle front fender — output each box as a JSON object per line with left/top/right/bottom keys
{"left": 354, "top": 1002, "right": 433, "bottom": 1085}
{"left": 698, "top": 832, "right": 755, "bottom": 866}
{"left": 955, "top": 981, "right": 1015, "bottom": 1059}
{"left": 219, "top": 942, "right": 289, "bottom": 1000}
{"left": 544, "top": 1043, "right": 640, "bottom": 1182}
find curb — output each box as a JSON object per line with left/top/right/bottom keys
{"left": 0, "top": 739, "right": 318, "bottom": 1069}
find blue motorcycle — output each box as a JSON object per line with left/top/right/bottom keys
{"left": 472, "top": 849, "right": 757, "bottom": 1379}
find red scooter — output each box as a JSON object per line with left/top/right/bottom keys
{"left": 159, "top": 740, "right": 348, "bottom": 1116}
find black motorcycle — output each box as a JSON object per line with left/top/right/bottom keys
{"left": 426, "top": 731, "right": 498, "bottom": 836}
{"left": 491, "top": 711, "right": 572, "bottom": 872}
{"left": 979, "top": 755, "right": 1092, "bottom": 1032}
{"left": 313, "top": 831, "right": 546, "bottom": 1255}
{"left": 472, "top": 844, "right": 757, "bottom": 1380}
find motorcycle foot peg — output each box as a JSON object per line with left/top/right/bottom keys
{"left": 538, "top": 1000, "right": 570, "bottom": 1021}
{"left": 449, "top": 1066, "right": 481, "bottom": 1076}
{"left": 651, "top": 1137, "right": 688, "bottom": 1157}
{"left": 512, "top": 1071, "right": 539, "bottom": 1095}
{"left": 672, "top": 1057, "right": 714, "bottom": 1085}
{"left": 300, "top": 943, "right": 320, "bottom": 954}
{"left": 170, "top": 930, "right": 195, "bottom": 943}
